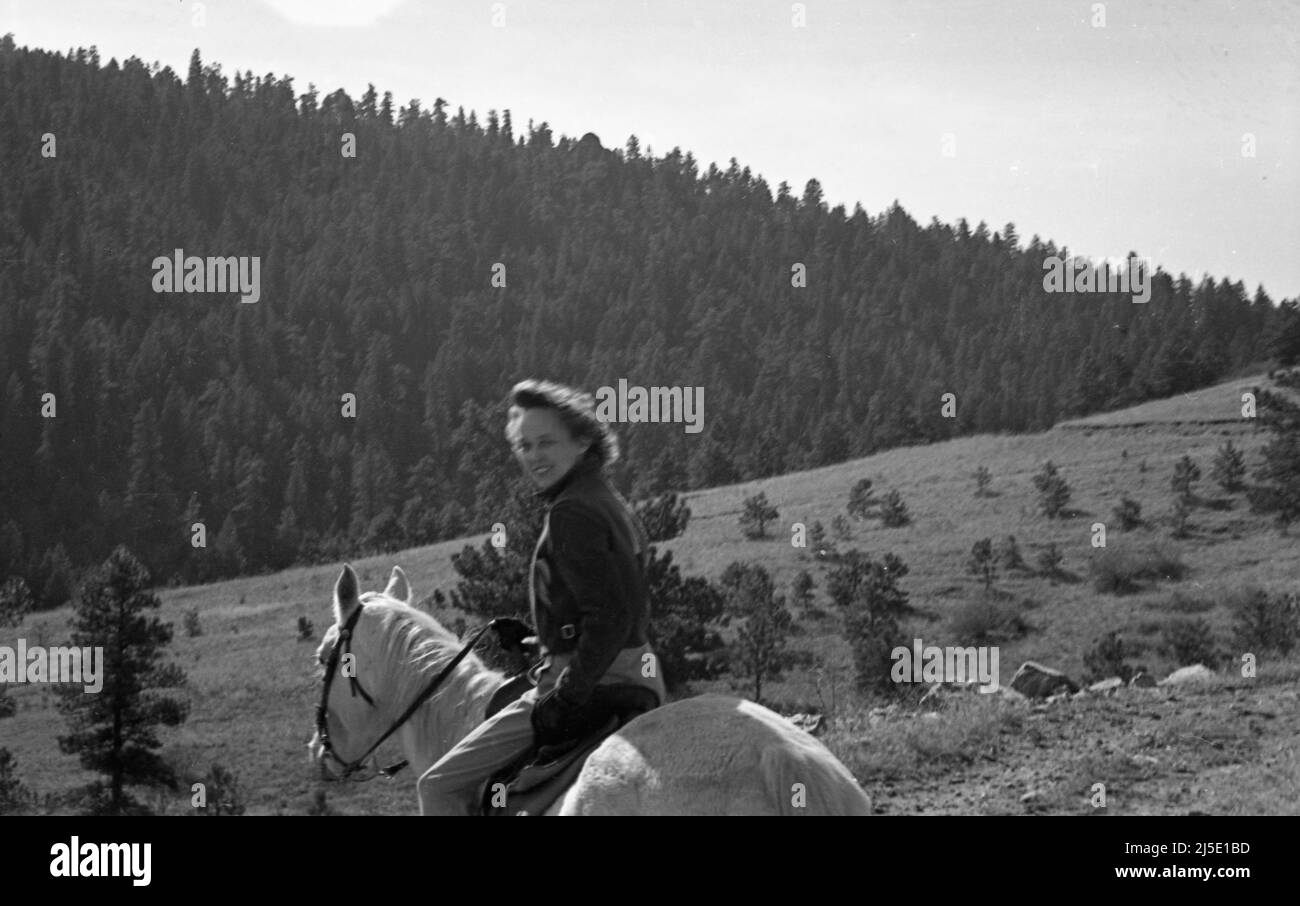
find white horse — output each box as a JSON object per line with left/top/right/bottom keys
{"left": 308, "top": 564, "right": 872, "bottom": 816}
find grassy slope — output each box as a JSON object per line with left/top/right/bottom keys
{"left": 3, "top": 374, "right": 1297, "bottom": 814}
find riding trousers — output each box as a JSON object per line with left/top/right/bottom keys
{"left": 418, "top": 642, "right": 665, "bottom": 816}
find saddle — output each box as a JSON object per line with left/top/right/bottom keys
{"left": 481, "top": 682, "right": 659, "bottom": 816}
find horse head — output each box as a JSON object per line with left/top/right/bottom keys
{"left": 307, "top": 563, "right": 413, "bottom": 781}
{"left": 307, "top": 563, "right": 500, "bottom": 784}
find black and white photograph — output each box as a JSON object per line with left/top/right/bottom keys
{"left": 0, "top": 0, "right": 1297, "bottom": 862}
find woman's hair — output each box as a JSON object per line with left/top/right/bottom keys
{"left": 504, "top": 379, "right": 620, "bottom": 466}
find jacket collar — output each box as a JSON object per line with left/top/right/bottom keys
{"left": 534, "top": 450, "right": 604, "bottom": 503}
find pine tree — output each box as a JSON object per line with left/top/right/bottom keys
{"left": 790, "top": 569, "right": 816, "bottom": 614}
{"left": 1247, "top": 391, "right": 1300, "bottom": 532}
{"left": 38, "top": 544, "right": 76, "bottom": 610}
{"left": 633, "top": 492, "right": 692, "bottom": 543}
{"left": 739, "top": 492, "right": 779, "bottom": 539}
{"left": 446, "top": 483, "right": 544, "bottom": 622}
{"left": 807, "top": 520, "right": 834, "bottom": 560}
{"left": 1171, "top": 455, "right": 1201, "bottom": 500}
{"left": 0, "top": 748, "right": 30, "bottom": 815}
{"left": 1266, "top": 299, "right": 1300, "bottom": 367}
{"left": 829, "top": 551, "right": 911, "bottom": 695}
{"left": 846, "top": 478, "right": 875, "bottom": 520}
{"left": 124, "top": 400, "right": 179, "bottom": 559}
{"left": 57, "top": 547, "right": 189, "bottom": 815}
{"left": 967, "top": 538, "right": 997, "bottom": 593}
{"left": 643, "top": 547, "right": 727, "bottom": 695}
{"left": 214, "top": 512, "right": 245, "bottom": 576}
{"left": 720, "top": 563, "right": 793, "bottom": 704}
{"left": 0, "top": 576, "right": 33, "bottom": 628}
{"left": 0, "top": 42, "right": 1282, "bottom": 601}
{"left": 1210, "top": 440, "right": 1246, "bottom": 493}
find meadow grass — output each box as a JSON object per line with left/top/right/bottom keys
{"left": 4, "top": 374, "right": 1298, "bottom": 813}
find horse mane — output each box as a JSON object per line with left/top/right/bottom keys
{"left": 356, "top": 591, "right": 497, "bottom": 708}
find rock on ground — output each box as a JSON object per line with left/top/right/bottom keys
{"left": 1010, "top": 661, "right": 1080, "bottom": 699}
{"left": 1160, "top": 664, "right": 1216, "bottom": 686}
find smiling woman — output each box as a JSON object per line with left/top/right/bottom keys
{"left": 411, "top": 377, "right": 670, "bottom": 815}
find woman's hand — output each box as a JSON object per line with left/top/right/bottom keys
{"left": 530, "top": 685, "right": 587, "bottom": 747}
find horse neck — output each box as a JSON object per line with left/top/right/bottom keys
{"left": 393, "top": 648, "right": 508, "bottom": 776}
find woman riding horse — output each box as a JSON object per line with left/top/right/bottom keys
{"left": 418, "top": 378, "right": 666, "bottom": 816}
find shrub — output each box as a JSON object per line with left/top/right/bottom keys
{"left": 1090, "top": 545, "right": 1187, "bottom": 595}
{"left": 0, "top": 688, "right": 15, "bottom": 720}
{"left": 1161, "top": 589, "right": 1216, "bottom": 614}
{"left": 1161, "top": 617, "right": 1219, "bottom": 668}
{"left": 1229, "top": 588, "right": 1299, "bottom": 656}
{"left": 0, "top": 748, "right": 31, "bottom": 815}
{"left": 831, "top": 514, "right": 853, "bottom": 541}
{"left": 297, "top": 616, "right": 315, "bottom": 641}
{"left": 996, "top": 535, "right": 1027, "bottom": 571}
{"left": 947, "top": 597, "right": 1029, "bottom": 646}
{"left": 195, "top": 763, "right": 246, "bottom": 816}
{"left": 306, "top": 789, "right": 338, "bottom": 816}
{"left": 973, "top": 466, "right": 992, "bottom": 498}
{"left": 1170, "top": 497, "right": 1192, "bottom": 538}
{"left": 824, "top": 694, "right": 1023, "bottom": 783}
{"left": 1171, "top": 455, "right": 1201, "bottom": 499}
{"left": 1113, "top": 496, "right": 1142, "bottom": 531}
{"left": 1082, "top": 630, "right": 1139, "bottom": 684}
{"left": 1035, "top": 543, "right": 1064, "bottom": 577}
{"left": 1032, "top": 461, "right": 1072, "bottom": 518}
{"left": 879, "top": 490, "right": 910, "bottom": 527}
{"left": 183, "top": 609, "right": 202, "bottom": 638}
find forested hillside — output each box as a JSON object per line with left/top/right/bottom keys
{"left": 0, "top": 38, "right": 1292, "bottom": 600}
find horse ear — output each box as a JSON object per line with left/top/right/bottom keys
{"left": 384, "top": 565, "right": 412, "bottom": 604}
{"left": 334, "top": 564, "right": 360, "bottom": 623}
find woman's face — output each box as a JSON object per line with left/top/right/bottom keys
{"left": 509, "top": 406, "right": 591, "bottom": 491}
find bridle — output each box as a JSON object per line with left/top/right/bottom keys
{"left": 314, "top": 605, "right": 496, "bottom": 782}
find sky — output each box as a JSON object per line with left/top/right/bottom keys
{"left": 5, "top": 0, "right": 1298, "bottom": 300}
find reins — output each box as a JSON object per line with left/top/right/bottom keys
{"left": 315, "top": 608, "right": 497, "bottom": 781}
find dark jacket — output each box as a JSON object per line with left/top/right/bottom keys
{"left": 529, "top": 450, "right": 650, "bottom": 703}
